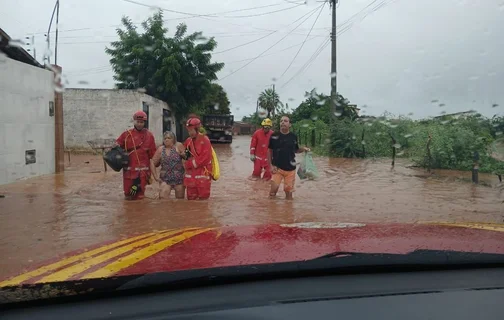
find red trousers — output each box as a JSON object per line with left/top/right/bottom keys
{"left": 252, "top": 156, "right": 271, "bottom": 181}
{"left": 123, "top": 170, "right": 149, "bottom": 200}
{"left": 184, "top": 172, "right": 212, "bottom": 200}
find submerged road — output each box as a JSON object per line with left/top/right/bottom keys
{"left": 0, "top": 135, "right": 503, "bottom": 281}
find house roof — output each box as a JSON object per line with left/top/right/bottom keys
{"left": 0, "top": 28, "right": 44, "bottom": 68}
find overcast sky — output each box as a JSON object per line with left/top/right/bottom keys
{"left": 1, "top": 0, "right": 503, "bottom": 120}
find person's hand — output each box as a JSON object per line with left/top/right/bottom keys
{"left": 250, "top": 155, "right": 256, "bottom": 162}
{"left": 152, "top": 174, "right": 159, "bottom": 183}
{"left": 304, "top": 146, "right": 311, "bottom": 152}
{"left": 129, "top": 177, "right": 142, "bottom": 196}
{"left": 271, "top": 165, "right": 278, "bottom": 174}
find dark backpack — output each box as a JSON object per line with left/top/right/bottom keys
{"left": 103, "top": 146, "right": 130, "bottom": 172}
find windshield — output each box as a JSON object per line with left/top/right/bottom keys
{"left": 1, "top": 0, "right": 503, "bottom": 303}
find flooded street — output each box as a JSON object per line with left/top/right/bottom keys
{"left": 0, "top": 136, "right": 503, "bottom": 279}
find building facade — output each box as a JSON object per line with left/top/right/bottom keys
{"left": 0, "top": 28, "right": 56, "bottom": 185}
{"left": 63, "top": 89, "right": 176, "bottom": 149}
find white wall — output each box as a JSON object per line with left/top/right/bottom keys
{"left": 0, "top": 57, "right": 55, "bottom": 185}
{"left": 63, "top": 89, "right": 175, "bottom": 149}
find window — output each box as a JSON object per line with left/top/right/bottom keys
{"left": 49, "top": 101, "right": 54, "bottom": 117}
{"left": 163, "top": 108, "right": 172, "bottom": 134}
{"left": 142, "top": 102, "right": 149, "bottom": 129}
{"left": 25, "top": 150, "right": 36, "bottom": 165}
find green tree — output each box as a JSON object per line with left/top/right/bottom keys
{"left": 290, "top": 89, "right": 355, "bottom": 125}
{"left": 197, "top": 83, "right": 231, "bottom": 115}
{"left": 258, "top": 87, "right": 283, "bottom": 118}
{"left": 106, "top": 11, "right": 224, "bottom": 120}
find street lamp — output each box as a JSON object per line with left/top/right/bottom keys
{"left": 46, "top": 0, "right": 60, "bottom": 65}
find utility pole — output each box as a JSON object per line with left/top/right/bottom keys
{"left": 271, "top": 84, "right": 276, "bottom": 118}
{"left": 46, "top": 0, "right": 59, "bottom": 65}
{"left": 330, "top": 0, "right": 338, "bottom": 114}
{"left": 54, "top": 0, "right": 60, "bottom": 65}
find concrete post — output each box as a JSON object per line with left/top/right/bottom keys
{"left": 52, "top": 64, "right": 64, "bottom": 173}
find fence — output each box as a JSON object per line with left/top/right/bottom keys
{"left": 295, "top": 128, "right": 327, "bottom": 148}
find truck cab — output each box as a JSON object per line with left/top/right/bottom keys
{"left": 203, "top": 115, "right": 234, "bottom": 144}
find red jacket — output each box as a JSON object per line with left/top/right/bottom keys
{"left": 116, "top": 128, "right": 156, "bottom": 179}
{"left": 250, "top": 129, "right": 273, "bottom": 159}
{"left": 184, "top": 133, "right": 212, "bottom": 174}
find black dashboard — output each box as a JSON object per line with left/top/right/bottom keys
{"left": 3, "top": 267, "right": 504, "bottom": 319}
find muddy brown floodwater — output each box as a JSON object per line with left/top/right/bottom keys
{"left": 0, "top": 136, "right": 503, "bottom": 278}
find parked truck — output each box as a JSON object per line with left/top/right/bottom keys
{"left": 202, "top": 115, "right": 234, "bottom": 143}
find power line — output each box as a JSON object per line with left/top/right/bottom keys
{"left": 213, "top": 5, "right": 323, "bottom": 55}
{"left": 219, "top": 4, "right": 324, "bottom": 81}
{"left": 280, "top": 0, "right": 396, "bottom": 89}
{"left": 122, "top": 0, "right": 302, "bottom": 19}
{"left": 68, "top": 67, "right": 113, "bottom": 77}
{"left": 214, "top": 31, "right": 277, "bottom": 54}
{"left": 31, "top": 2, "right": 295, "bottom": 36}
{"left": 65, "top": 65, "right": 111, "bottom": 74}
{"left": 280, "top": 37, "right": 330, "bottom": 89}
{"left": 225, "top": 35, "right": 321, "bottom": 63}
{"left": 221, "top": 4, "right": 305, "bottom": 18}
{"left": 279, "top": 2, "right": 326, "bottom": 78}
{"left": 56, "top": 30, "right": 328, "bottom": 47}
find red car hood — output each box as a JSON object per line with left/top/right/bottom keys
{"left": 1, "top": 222, "right": 504, "bottom": 288}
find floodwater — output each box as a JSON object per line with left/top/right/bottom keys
{"left": 0, "top": 136, "right": 503, "bottom": 278}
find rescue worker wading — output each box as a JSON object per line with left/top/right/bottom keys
{"left": 249, "top": 118, "right": 273, "bottom": 181}
{"left": 183, "top": 117, "right": 213, "bottom": 200}
{"left": 115, "top": 110, "right": 157, "bottom": 200}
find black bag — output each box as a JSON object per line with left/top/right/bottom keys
{"left": 103, "top": 146, "right": 130, "bottom": 172}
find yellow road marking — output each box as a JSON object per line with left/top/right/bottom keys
{"left": 423, "top": 222, "right": 504, "bottom": 233}
{"left": 0, "top": 228, "right": 199, "bottom": 287}
{"left": 38, "top": 229, "right": 195, "bottom": 283}
{"left": 0, "top": 231, "right": 165, "bottom": 287}
{"left": 82, "top": 228, "right": 212, "bottom": 280}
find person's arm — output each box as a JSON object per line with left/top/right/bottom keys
{"left": 151, "top": 146, "right": 163, "bottom": 167}
{"left": 147, "top": 133, "right": 157, "bottom": 160}
{"left": 185, "top": 136, "right": 212, "bottom": 169}
{"left": 115, "top": 131, "right": 127, "bottom": 149}
{"left": 268, "top": 135, "right": 276, "bottom": 172}
{"left": 294, "top": 134, "right": 310, "bottom": 153}
{"left": 175, "top": 142, "right": 185, "bottom": 156}
{"left": 250, "top": 131, "right": 258, "bottom": 156}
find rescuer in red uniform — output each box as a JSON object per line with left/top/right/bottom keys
{"left": 183, "top": 117, "right": 213, "bottom": 200}
{"left": 249, "top": 118, "right": 273, "bottom": 181}
{"left": 116, "top": 110, "right": 157, "bottom": 200}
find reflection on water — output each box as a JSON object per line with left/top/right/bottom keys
{"left": 0, "top": 136, "right": 502, "bottom": 277}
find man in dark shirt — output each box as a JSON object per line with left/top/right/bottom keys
{"left": 267, "top": 116, "right": 310, "bottom": 200}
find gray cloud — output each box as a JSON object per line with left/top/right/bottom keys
{"left": 2, "top": 0, "right": 503, "bottom": 120}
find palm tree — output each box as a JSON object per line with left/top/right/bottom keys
{"left": 258, "top": 87, "right": 283, "bottom": 118}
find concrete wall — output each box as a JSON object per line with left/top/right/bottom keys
{"left": 0, "top": 57, "right": 55, "bottom": 185}
{"left": 63, "top": 89, "right": 176, "bottom": 149}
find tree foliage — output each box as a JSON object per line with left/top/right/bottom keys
{"left": 105, "top": 11, "right": 226, "bottom": 119}
{"left": 290, "top": 89, "right": 357, "bottom": 125}
{"left": 196, "top": 83, "right": 231, "bottom": 115}
{"left": 258, "top": 88, "right": 283, "bottom": 118}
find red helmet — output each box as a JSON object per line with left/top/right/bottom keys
{"left": 133, "top": 110, "right": 147, "bottom": 121}
{"left": 186, "top": 117, "right": 201, "bottom": 129}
